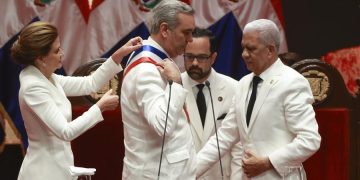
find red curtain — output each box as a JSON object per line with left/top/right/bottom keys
{"left": 304, "top": 108, "right": 350, "bottom": 180}
{"left": 72, "top": 107, "right": 124, "bottom": 180}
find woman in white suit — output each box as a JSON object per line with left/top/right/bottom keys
{"left": 11, "top": 21, "right": 141, "bottom": 180}
{"left": 196, "top": 19, "right": 321, "bottom": 179}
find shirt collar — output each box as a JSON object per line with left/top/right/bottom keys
{"left": 147, "top": 37, "right": 171, "bottom": 58}
{"left": 256, "top": 58, "right": 281, "bottom": 82}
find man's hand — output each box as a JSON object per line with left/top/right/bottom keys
{"left": 242, "top": 149, "right": 273, "bottom": 177}
{"left": 156, "top": 59, "right": 182, "bottom": 84}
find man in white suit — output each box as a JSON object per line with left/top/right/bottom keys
{"left": 120, "top": 1, "right": 196, "bottom": 179}
{"left": 196, "top": 19, "right": 321, "bottom": 179}
{"left": 181, "top": 28, "right": 242, "bottom": 180}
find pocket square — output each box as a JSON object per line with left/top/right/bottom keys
{"left": 217, "top": 113, "right": 227, "bottom": 120}
{"left": 69, "top": 166, "right": 96, "bottom": 176}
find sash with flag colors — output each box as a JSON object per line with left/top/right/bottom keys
{"left": 124, "top": 42, "right": 168, "bottom": 77}
{"left": 0, "top": 0, "right": 286, "bottom": 148}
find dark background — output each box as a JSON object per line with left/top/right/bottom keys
{"left": 282, "top": 0, "right": 360, "bottom": 58}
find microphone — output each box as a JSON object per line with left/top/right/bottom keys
{"left": 205, "top": 80, "right": 224, "bottom": 180}
{"left": 157, "top": 80, "right": 173, "bottom": 180}
{"left": 168, "top": 80, "right": 173, "bottom": 85}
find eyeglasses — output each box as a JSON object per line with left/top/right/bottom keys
{"left": 184, "top": 54, "right": 211, "bottom": 62}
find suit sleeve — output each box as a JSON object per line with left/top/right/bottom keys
{"left": 23, "top": 81, "right": 103, "bottom": 141}
{"left": 268, "top": 76, "right": 321, "bottom": 176}
{"left": 133, "top": 63, "right": 188, "bottom": 136}
{"left": 196, "top": 96, "right": 240, "bottom": 177}
{"left": 56, "top": 57, "right": 123, "bottom": 96}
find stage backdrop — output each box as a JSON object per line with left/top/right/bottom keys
{"left": 0, "top": 0, "right": 286, "bottom": 151}
{"left": 0, "top": 0, "right": 287, "bottom": 150}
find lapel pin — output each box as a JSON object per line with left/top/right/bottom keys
{"left": 218, "top": 96, "right": 223, "bottom": 101}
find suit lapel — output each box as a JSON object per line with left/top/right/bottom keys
{"left": 248, "top": 61, "right": 283, "bottom": 131}
{"left": 182, "top": 74, "right": 204, "bottom": 140}
{"left": 202, "top": 76, "right": 223, "bottom": 143}
{"left": 31, "top": 66, "right": 67, "bottom": 99}
{"left": 51, "top": 76, "right": 67, "bottom": 98}
{"left": 239, "top": 76, "right": 252, "bottom": 134}
{"left": 247, "top": 78, "right": 272, "bottom": 130}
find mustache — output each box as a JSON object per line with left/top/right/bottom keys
{"left": 188, "top": 66, "right": 202, "bottom": 73}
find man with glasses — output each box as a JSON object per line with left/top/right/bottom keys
{"left": 181, "top": 27, "right": 241, "bottom": 180}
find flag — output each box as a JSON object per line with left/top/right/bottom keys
{"left": 0, "top": 0, "right": 39, "bottom": 47}
{"left": 191, "top": 0, "right": 287, "bottom": 80}
{"left": 0, "top": 0, "right": 42, "bottom": 148}
{"left": 0, "top": 1, "right": 287, "bottom": 179}
{"left": 39, "top": 0, "right": 149, "bottom": 74}
{"left": 104, "top": 0, "right": 287, "bottom": 80}
{"left": 1, "top": 0, "right": 286, "bottom": 148}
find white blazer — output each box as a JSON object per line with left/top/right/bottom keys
{"left": 17, "top": 58, "right": 122, "bottom": 180}
{"left": 197, "top": 59, "right": 321, "bottom": 180}
{"left": 121, "top": 38, "right": 196, "bottom": 180}
{"left": 182, "top": 69, "right": 242, "bottom": 180}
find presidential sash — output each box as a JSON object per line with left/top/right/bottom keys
{"left": 123, "top": 44, "right": 190, "bottom": 122}
{"left": 123, "top": 45, "right": 168, "bottom": 77}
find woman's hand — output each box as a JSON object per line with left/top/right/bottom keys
{"left": 96, "top": 89, "right": 119, "bottom": 112}
{"left": 111, "top": 36, "right": 143, "bottom": 64}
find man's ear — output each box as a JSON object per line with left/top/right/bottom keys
{"left": 210, "top": 52, "right": 217, "bottom": 66}
{"left": 159, "top": 22, "right": 169, "bottom": 38}
{"left": 267, "top": 45, "right": 276, "bottom": 56}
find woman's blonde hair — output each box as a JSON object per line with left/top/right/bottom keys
{"left": 11, "top": 21, "right": 58, "bottom": 66}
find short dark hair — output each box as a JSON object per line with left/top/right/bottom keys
{"left": 192, "top": 27, "right": 217, "bottom": 53}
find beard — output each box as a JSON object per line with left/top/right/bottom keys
{"left": 187, "top": 66, "right": 211, "bottom": 80}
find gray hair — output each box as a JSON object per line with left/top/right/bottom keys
{"left": 243, "top": 19, "right": 280, "bottom": 51}
{"left": 150, "top": 0, "right": 194, "bottom": 34}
